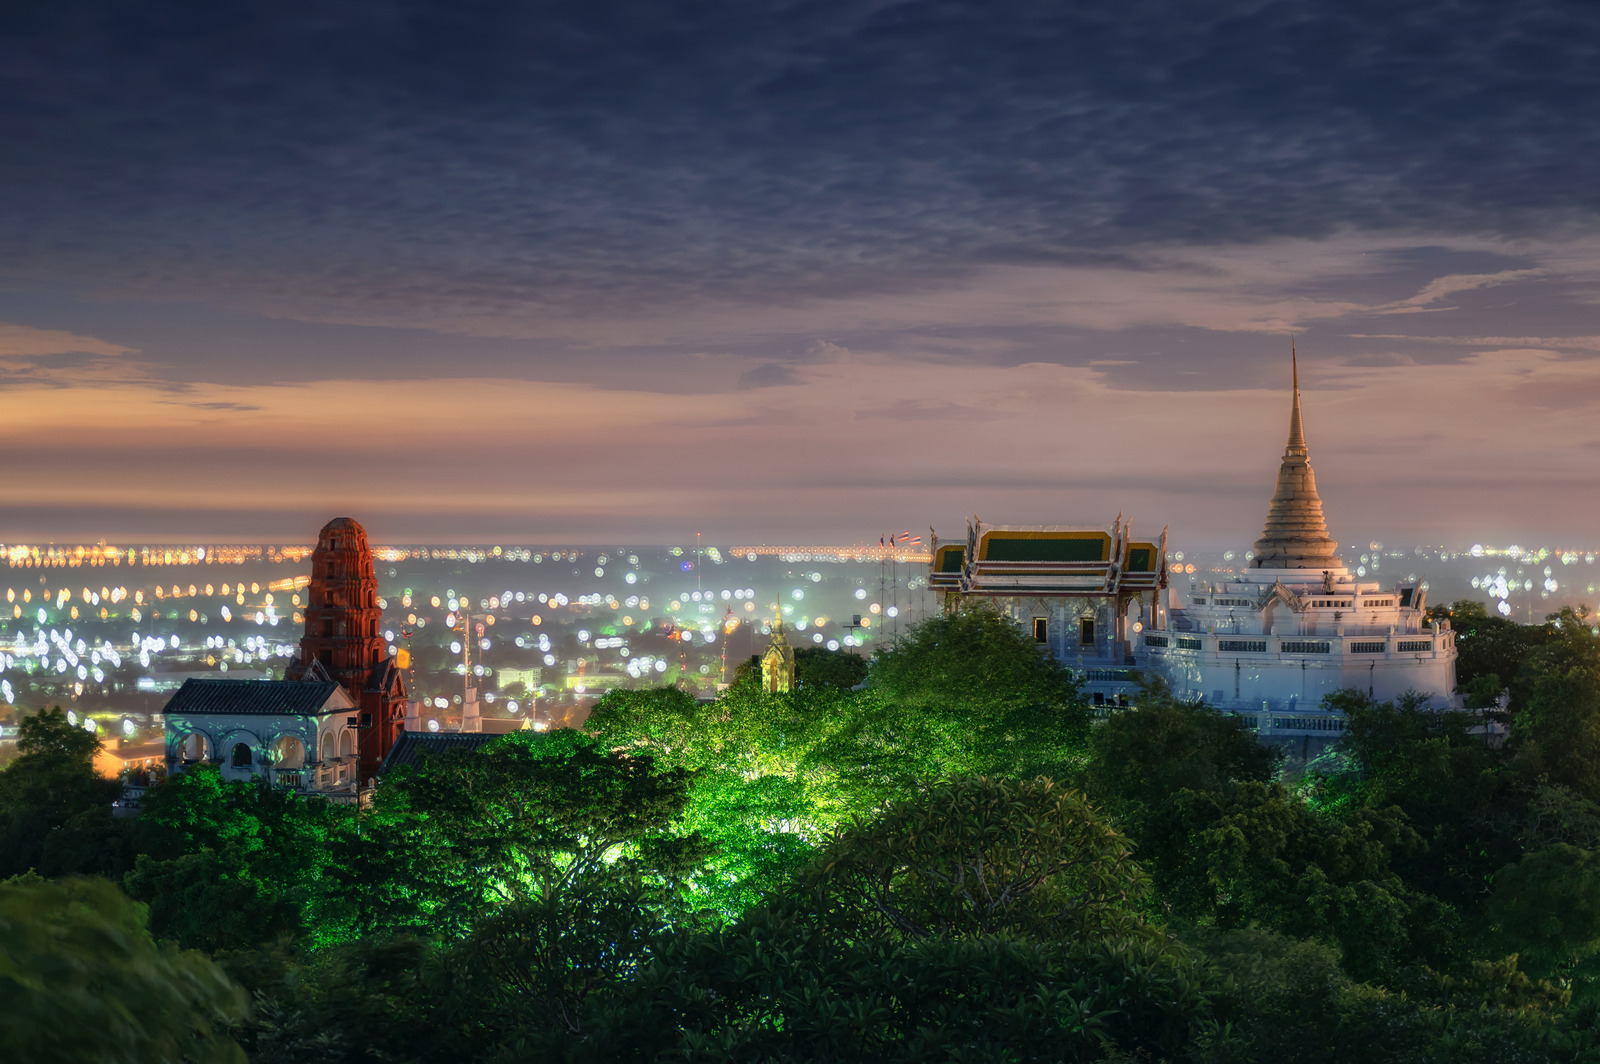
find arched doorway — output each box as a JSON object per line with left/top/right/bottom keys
{"left": 273, "top": 734, "right": 306, "bottom": 769}
{"left": 183, "top": 732, "right": 211, "bottom": 761}
{"left": 272, "top": 735, "right": 307, "bottom": 790}
{"left": 335, "top": 729, "right": 355, "bottom": 786}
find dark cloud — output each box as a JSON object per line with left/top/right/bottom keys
{"left": 4, "top": 2, "right": 1600, "bottom": 544}
{"left": 0, "top": 0, "right": 1597, "bottom": 328}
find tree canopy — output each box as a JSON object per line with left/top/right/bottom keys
{"left": 6, "top": 601, "right": 1600, "bottom": 1060}
{"left": 0, "top": 874, "right": 248, "bottom": 1064}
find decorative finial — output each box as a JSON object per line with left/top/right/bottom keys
{"left": 1285, "top": 338, "right": 1306, "bottom": 456}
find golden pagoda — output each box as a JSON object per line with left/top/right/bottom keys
{"left": 760, "top": 618, "right": 795, "bottom": 693}
{"left": 1251, "top": 343, "right": 1344, "bottom": 572}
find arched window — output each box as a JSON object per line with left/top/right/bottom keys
{"left": 231, "top": 742, "right": 252, "bottom": 768}
{"left": 339, "top": 730, "right": 354, "bottom": 758}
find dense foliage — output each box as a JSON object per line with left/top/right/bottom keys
{"left": 6, "top": 602, "right": 1600, "bottom": 1061}
{"left": 0, "top": 873, "right": 247, "bottom": 1062}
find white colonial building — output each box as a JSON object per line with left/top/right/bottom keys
{"left": 1140, "top": 355, "right": 1456, "bottom": 754}
{"left": 162, "top": 675, "right": 365, "bottom": 795}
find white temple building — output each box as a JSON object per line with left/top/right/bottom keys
{"left": 1139, "top": 351, "right": 1457, "bottom": 753}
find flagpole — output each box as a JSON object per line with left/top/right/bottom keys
{"left": 892, "top": 534, "right": 899, "bottom": 639}
{"left": 878, "top": 534, "right": 888, "bottom": 647}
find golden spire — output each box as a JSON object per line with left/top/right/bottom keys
{"left": 1251, "top": 341, "right": 1343, "bottom": 571}
{"left": 1286, "top": 337, "right": 1307, "bottom": 456}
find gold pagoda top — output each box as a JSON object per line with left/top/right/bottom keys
{"left": 1250, "top": 345, "right": 1344, "bottom": 572}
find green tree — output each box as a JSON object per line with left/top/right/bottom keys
{"left": 126, "top": 764, "right": 346, "bottom": 950}
{"left": 1088, "top": 686, "right": 1440, "bottom": 979}
{"left": 589, "top": 611, "right": 1099, "bottom": 914}
{"left": 1513, "top": 609, "right": 1600, "bottom": 802}
{"left": 574, "top": 911, "right": 1219, "bottom": 1064}
{"left": 1487, "top": 844, "right": 1600, "bottom": 985}
{"left": 1086, "top": 678, "right": 1277, "bottom": 818}
{"left": 125, "top": 844, "right": 305, "bottom": 953}
{"left": 588, "top": 682, "right": 861, "bottom": 914}
{"left": 1198, "top": 927, "right": 1589, "bottom": 1063}
{"left": 0, "top": 708, "right": 121, "bottom": 878}
{"left": 325, "top": 729, "right": 713, "bottom": 1042}
{"left": 799, "top": 776, "right": 1151, "bottom": 943}
{"left": 333, "top": 729, "right": 709, "bottom": 936}
{"left": 867, "top": 605, "right": 1085, "bottom": 739}
{"left": 1429, "top": 599, "right": 1558, "bottom": 712}
{"left": 1320, "top": 690, "right": 1520, "bottom": 909}
{"left": 813, "top": 606, "right": 1091, "bottom": 792}
{"left": 793, "top": 646, "right": 868, "bottom": 690}
{"left": 0, "top": 874, "right": 248, "bottom": 1063}
{"left": 1145, "top": 781, "right": 1439, "bottom": 979}
{"left": 584, "top": 684, "right": 705, "bottom": 758}
{"left": 446, "top": 877, "right": 686, "bottom": 1042}
{"left": 242, "top": 935, "right": 444, "bottom": 1064}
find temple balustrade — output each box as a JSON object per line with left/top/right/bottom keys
{"left": 1143, "top": 629, "right": 1450, "bottom": 662}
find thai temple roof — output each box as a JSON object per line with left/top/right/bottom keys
{"left": 929, "top": 518, "right": 1166, "bottom": 597}
{"left": 1251, "top": 345, "right": 1345, "bottom": 572}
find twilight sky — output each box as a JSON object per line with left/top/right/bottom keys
{"left": 3, "top": 0, "right": 1599, "bottom": 547}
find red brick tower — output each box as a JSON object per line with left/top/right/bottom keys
{"left": 288, "top": 517, "right": 407, "bottom": 782}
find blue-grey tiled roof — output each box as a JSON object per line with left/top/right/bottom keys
{"left": 162, "top": 678, "right": 345, "bottom": 717}
{"left": 379, "top": 730, "right": 501, "bottom": 774}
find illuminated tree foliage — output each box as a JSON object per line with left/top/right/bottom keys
{"left": 589, "top": 682, "right": 869, "bottom": 914}
{"left": 587, "top": 607, "right": 1095, "bottom": 915}
{"left": 125, "top": 764, "right": 345, "bottom": 951}
{"left": 332, "top": 730, "right": 708, "bottom": 934}
{"left": 853, "top": 604, "right": 1091, "bottom": 784}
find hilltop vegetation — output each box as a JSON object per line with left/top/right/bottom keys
{"left": 6, "top": 604, "right": 1600, "bottom": 1062}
